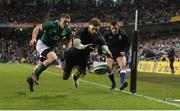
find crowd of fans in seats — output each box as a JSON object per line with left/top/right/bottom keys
{"left": 0, "top": 29, "right": 31, "bottom": 63}
{"left": 0, "top": 1, "right": 48, "bottom": 23}
{"left": 0, "top": 28, "right": 65, "bottom": 64}
{"left": 0, "top": 28, "right": 179, "bottom": 63}
{"left": 0, "top": 0, "right": 179, "bottom": 24}
{"left": 139, "top": 31, "right": 180, "bottom": 61}
{"left": 1, "top": 0, "right": 180, "bottom": 62}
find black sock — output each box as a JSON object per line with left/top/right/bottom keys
{"left": 33, "top": 63, "right": 46, "bottom": 80}
{"left": 108, "top": 73, "right": 116, "bottom": 86}
{"left": 73, "top": 74, "right": 78, "bottom": 81}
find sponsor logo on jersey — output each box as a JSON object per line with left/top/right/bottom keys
{"left": 52, "top": 35, "right": 60, "bottom": 41}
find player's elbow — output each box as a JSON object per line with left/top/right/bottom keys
{"left": 34, "top": 24, "right": 43, "bottom": 33}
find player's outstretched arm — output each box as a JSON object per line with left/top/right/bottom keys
{"left": 101, "top": 45, "right": 112, "bottom": 58}
{"left": 73, "top": 38, "right": 93, "bottom": 50}
{"left": 29, "top": 24, "right": 43, "bottom": 47}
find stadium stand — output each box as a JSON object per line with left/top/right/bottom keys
{"left": 0, "top": 0, "right": 179, "bottom": 63}
{"left": 0, "top": 0, "right": 179, "bottom": 23}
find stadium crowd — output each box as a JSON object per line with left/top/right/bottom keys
{"left": 0, "top": 0, "right": 179, "bottom": 63}
{"left": 139, "top": 31, "right": 180, "bottom": 60}
{"left": 0, "top": 0, "right": 179, "bottom": 24}
{"left": 0, "top": 29, "right": 179, "bottom": 63}
{"left": 0, "top": 29, "right": 36, "bottom": 63}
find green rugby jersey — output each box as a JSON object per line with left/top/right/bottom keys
{"left": 40, "top": 20, "right": 71, "bottom": 49}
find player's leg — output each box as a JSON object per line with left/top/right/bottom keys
{"left": 72, "top": 60, "right": 87, "bottom": 88}
{"left": 33, "top": 61, "right": 41, "bottom": 72}
{"left": 62, "top": 48, "right": 75, "bottom": 80}
{"left": 28, "top": 50, "right": 57, "bottom": 80}
{"left": 62, "top": 63, "right": 74, "bottom": 80}
{"left": 80, "top": 68, "right": 87, "bottom": 77}
{"left": 72, "top": 67, "right": 81, "bottom": 88}
{"left": 116, "top": 55, "right": 128, "bottom": 90}
{"left": 30, "top": 61, "right": 42, "bottom": 84}
{"left": 32, "top": 50, "right": 57, "bottom": 81}
{"left": 27, "top": 49, "right": 57, "bottom": 92}
{"left": 27, "top": 39, "right": 58, "bottom": 91}
{"left": 106, "top": 57, "right": 116, "bottom": 90}
{"left": 27, "top": 61, "right": 41, "bottom": 92}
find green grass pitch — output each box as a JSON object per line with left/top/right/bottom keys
{"left": 0, "top": 63, "right": 180, "bottom": 110}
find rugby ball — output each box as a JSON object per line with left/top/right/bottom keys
{"left": 92, "top": 62, "right": 109, "bottom": 75}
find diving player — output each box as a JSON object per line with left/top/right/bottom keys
{"left": 62, "top": 18, "right": 112, "bottom": 87}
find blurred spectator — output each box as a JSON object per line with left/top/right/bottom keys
{"left": 0, "top": 0, "right": 179, "bottom": 23}
{"left": 139, "top": 31, "right": 180, "bottom": 60}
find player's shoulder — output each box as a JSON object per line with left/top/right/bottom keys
{"left": 76, "top": 27, "right": 88, "bottom": 36}
{"left": 119, "top": 29, "right": 127, "bottom": 34}
{"left": 45, "top": 19, "right": 59, "bottom": 27}
{"left": 119, "top": 29, "right": 128, "bottom": 37}
{"left": 103, "top": 30, "right": 111, "bottom": 37}
{"left": 78, "top": 28, "right": 86, "bottom": 33}
{"left": 64, "top": 26, "right": 72, "bottom": 32}
{"left": 62, "top": 27, "right": 72, "bottom": 37}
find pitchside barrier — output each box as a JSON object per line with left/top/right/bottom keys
{"left": 137, "top": 61, "right": 180, "bottom": 75}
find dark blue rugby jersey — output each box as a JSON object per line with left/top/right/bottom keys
{"left": 103, "top": 29, "right": 130, "bottom": 53}
{"left": 75, "top": 27, "right": 107, "bottom": 52}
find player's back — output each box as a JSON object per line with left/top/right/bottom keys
{"left": 76, "top": 27, "right": 106, "bottom": 49}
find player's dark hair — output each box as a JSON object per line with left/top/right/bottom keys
{"left": 89, "top": 18, "right": 101, "bottom": 27}
{"left": 60, "top": 13, "right": 71, "bottom": 19}
{"left": 110, "top": 21, "right": 118, "bottom": 26}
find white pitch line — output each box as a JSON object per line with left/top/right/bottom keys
{"left": 19, "top": 64, "right": 180, "bottom": 108}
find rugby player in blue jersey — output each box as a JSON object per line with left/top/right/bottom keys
{"left": 103, "top": 21, "right": 130, "bottom": 90}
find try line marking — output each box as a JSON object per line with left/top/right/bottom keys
{"left": 19, "top": 64, "right": 180, "bottom": 108}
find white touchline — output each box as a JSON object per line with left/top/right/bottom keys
{"left": 20, "top": 64, "right": 180, "bottom": 108}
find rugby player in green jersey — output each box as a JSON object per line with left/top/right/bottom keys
{"left": 27, "top": 13, "right": 72, "bottom": 92}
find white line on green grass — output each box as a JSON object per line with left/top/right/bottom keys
{"left": 20, "top": 64, "right": 180, "bottom": 108}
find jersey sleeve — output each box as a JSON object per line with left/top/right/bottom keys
{"left": 102, "top": 31, "right": 111, "bottom": 45}
{"left": 97, "top": 32, "right": 107, "bottom": 46}
{"left": 75, "top": 29, "right": 83, "bottom": 40}
{"left": 102, "top": 31, "right": 108, "bottom": 41}
{"left": 65, "top": 28, "right": 72, "bottom": 40}
{"left": 122, "top": 30, "right": 131, "bottom": 51}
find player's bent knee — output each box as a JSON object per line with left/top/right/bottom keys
{"left": 48, "top": 56, "right": 57, "bottom": 63}
{"left": 122, "top": 64, "right": 127, "bottom": 69}
{"left": 63, "top": 72, "right": 71, "bottom": 80}
{"left": 47, "top": 52, "right": 57, "bottom": 62}
{"left": 63, "top": 75, "right": 68, "bottom": 80}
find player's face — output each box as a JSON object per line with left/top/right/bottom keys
{"left": 60, "top": 17, "right": 70, "bottom": 28}
{"left": 111, "top": 25, "right": 119, "bottom": 35}
{"left": 89, "top": 25, "right": 100, "bottom": 36}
